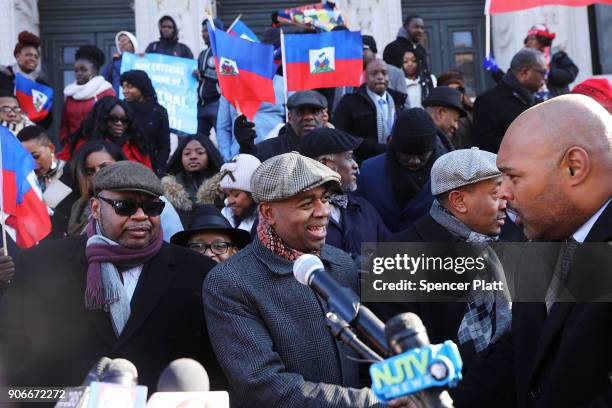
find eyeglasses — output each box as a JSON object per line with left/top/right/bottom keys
{"left": 0, "top": 106, "right": 22, "bottom": 114}
{"left": 187, "top": 241, "right": 233, "bottom": 255}
{"left": 107, "top": 115, "right": 129, "bottom": 124}
{"left": 97, "top": 196, "right": 165, "bottom": 217}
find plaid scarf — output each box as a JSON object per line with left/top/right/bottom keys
{"left": 256, "top": 211, "right": 320, "bottom": 262}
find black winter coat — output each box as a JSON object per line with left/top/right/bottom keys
{"left": 382, "top": 36, "right": 429, "bottom": 72}
{"left": 128, "top": 99, "right": 171, "bottom": 176}
{"left": 0, "top": 236, "right": 226, "bottom": 396}
{"left": 333, "top": 84, "right": 407, "bottom": 162}
{"left": 472, "top": 78, "right": 534, "bottom": 153}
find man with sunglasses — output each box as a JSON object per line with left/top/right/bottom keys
{"left": 473, "top": 48, "right": 547, "bottom": 153}
{"left": 0, "top": 161, "right": 226, "bottom": 394}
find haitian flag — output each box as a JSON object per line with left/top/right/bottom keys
{"left": 207, "top": 21, "right": 276, "bottom": 120}
{"left": 485, "top": 0, "right": 612, "bottom": 13}
{"left": 228, "top": 18, "right": 259, "bottom": 42}
{"left": 0, "top": 126, "right": 51, "bottom": 248}
{"left": 283, "top": 30, "right": 362, "bottom": 91}
{"left": 14, "top": 73, "right": 53, "bottom": 122}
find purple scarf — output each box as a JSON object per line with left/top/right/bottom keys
{"left": 84, "top": 218, "right": 163, "bottom": 311}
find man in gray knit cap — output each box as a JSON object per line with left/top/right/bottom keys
{"left": 204, "top": 152, "right": 385, "bottom": 407}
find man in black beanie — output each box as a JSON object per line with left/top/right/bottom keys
{"left": 120, "top": 70, "right": 171, "bottom": 176}
{"left": 356, "top": 108, "right": 440, "bottom": 233}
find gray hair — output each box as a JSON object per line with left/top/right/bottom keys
{"left": 510, "top": 48, "right": 546, "bottom": 73}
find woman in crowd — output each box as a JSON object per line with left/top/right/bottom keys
{"left": 162, "top": 135, "right": 224, "bottom": 226}
{"left": 61, "top": 95, "right": 152, "bottom": 168}
{"left": 120, "top": 69, "right": 170, "bottom": 176}
{"left": 0, "top": 31, "right": 53, "bottom": 128}
{"left": 437, "top": 70, "right": 474, "bottom": 149}
{"left": 218, "top": 154, "right": 261, "bottom": 234}
{"left": 0, "top": 91, "right": 35, "bottom": 136}
{"left": 68, "top": 140, "right": 183, "bottom": 241}
{"left": 59, "top": 44, "right": 115, "bottom": 147}
{"left": 402, "top": 49, "right": 436, "bottom": 108}
{"left": 18, "top": 125, "right": 78, "bottom": 239}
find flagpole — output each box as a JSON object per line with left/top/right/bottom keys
{"left": 227, "top": 14, "right": 242, "bottom": 32}
{"left": 280, "top": 29, "right": 289, "bottom": 123}
{"left": 485, "top": 1, "right": 491, "bottom": 57}
{"left": 0, "top": 135, "right": 8, "bottom": 256}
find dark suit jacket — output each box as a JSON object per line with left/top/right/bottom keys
{"left": 333, "top": 84, "right": 407, "bottom": 162}
{"left": 0, "top": 235, "right": 225, "bottom": 395}
{"left": 454, "top": 202, "right": 612, "bottom": 408}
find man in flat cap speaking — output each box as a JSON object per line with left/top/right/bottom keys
{"left": 0, "top": 161, "right": 224, "bottom": 393}
{"left": 204, "top": 152, "right": 385, "bottom": 407}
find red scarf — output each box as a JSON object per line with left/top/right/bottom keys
{"left": 256, "top": 211, "right": 321, "bottom": 262}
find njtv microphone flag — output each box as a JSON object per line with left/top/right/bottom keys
{"left": 485, "top": 0, "right": 612, "bottom": 13}
{"left": 14, "top": 73, "right": 53, "bottom": 122}
{"left": 0, "top": 126, "right": 51, "bottom": 248}
{"left": 283, "top": 30, "right": 362, "bottom": 91}
{"left": 207, "top": 21, "right": 276, "bottom": 120}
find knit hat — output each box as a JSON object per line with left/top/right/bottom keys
{"left": 219, "top": 154, "right": 262, "bottom": 193}
{"left": 430, "top": 147, "right": 501, "bottom": 195}
{"left": 120, "top": 70, "right": 156, "bottom": 99}
{"left": 524, "top": 24, "right": 555, "bottom": 46}
{"left": 390, "top": 108, "right": 438, "bottom": 155}
{"left": 362, "top": 35, "right": 378, "bottom": 54}
{"left": 571, "top": 78, "right": 612, "bottom": 113}
{"left": 250, "top": 152, "right": 340, "bottom": 202}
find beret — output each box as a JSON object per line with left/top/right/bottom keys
{"left": 431, "top": 147, "right": 501, "bottom": 195}
{"left": 93, "top": 161, "right": 163, "bottom": 197}
{"left": 250, "top": 152, "right": 340, "bottom": 202}
{"left": 298, "top": 128, "right": 362, "bottom": 159}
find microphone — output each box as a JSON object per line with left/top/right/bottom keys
{"left": 157, "top": 358, "right": 210, "bottom": 392}
{"left": 293, "top": 254, "right": 387, "bottom": 355}
{"left": 82, "top": 356, "right": 112, "bottom": 386}
{"left": 369, "top": 313, "right": 460, "bottom": 407}
{"left": 98, "top": 358, "right": 138, "bottom": 386}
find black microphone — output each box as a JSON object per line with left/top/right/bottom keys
{"left": 385, "top": 313, "right": 454, "bottom": 408}
{"left": 82, "top": 356, "right": 112, "bottom": 386}
{"left": 98, "top": 358, "right": 138, "bottom": 386}
{"left": 293, "top": 254, "right": 387, "bottom": 355}
{"left": 157, "top": 358, "right": 210, "bottom": 392}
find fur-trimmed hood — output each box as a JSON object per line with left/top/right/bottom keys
{"left": 161, "top": 172, "right": 224, "bottom": 211}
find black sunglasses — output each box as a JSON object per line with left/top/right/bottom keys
{"left": 187, "top": 241, "right": 233, "bottom": 255}
{"left": 107, "top": 115, "right": 129, "bottom": 124}
{"left": 97, "top": 196, "right": 165, "bottom": 217}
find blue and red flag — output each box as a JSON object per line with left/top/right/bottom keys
{"left": 0, "top": 126, "right": 51, "bottom": 248}
{"left": 207, "top": 21, "right": 276, "bottom": 120}
{"left": 14, "top": 73, "right": 53, "bottom": 122}
{"left": 283, "top": 30, "right": 362, "bottom": 91}
{"left": 228, "top": 18, "right": 259, "bottom": 42}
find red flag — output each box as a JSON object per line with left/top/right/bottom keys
{"left": 486, "top": 0, "right": 612, "bottom": 14}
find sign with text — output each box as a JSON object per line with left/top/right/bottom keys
{"left": 121, "top": 52, "right": 198, "bottom": 134}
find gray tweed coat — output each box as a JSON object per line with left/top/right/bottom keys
{"left": 203, "top": 236, "right": 384, "bottom": 407}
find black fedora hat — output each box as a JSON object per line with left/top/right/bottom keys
{"left": 422, "top": 86, "right": 467, "bottom": 117}
{"left": 170, "top": 204, "right": 252, "bottom": 249}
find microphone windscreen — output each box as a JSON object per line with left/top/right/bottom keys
{"left": 293, "top": 254, "right": 323, "bottom": 285}
{"left": 157, "top": 358, "right": 210, "bottom": 392}
{"left": 82, "top": 356, "right": 112, "bottom": 385}
{"left": 99, "top": 358, "right": 138, "bottom": 386}
{"left": 385, "top": 312, "right": 430, "bottom": 353}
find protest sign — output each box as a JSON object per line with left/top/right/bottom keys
{"left": 120, "top": 52, "right": 198, "bottom": 134}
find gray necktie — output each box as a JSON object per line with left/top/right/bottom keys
{"left": 545, "top": 239, "right": 579, "bottom": 313}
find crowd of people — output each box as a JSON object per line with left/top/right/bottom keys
{"left": 0, "top": 10, "right": 611, "bottom": 408}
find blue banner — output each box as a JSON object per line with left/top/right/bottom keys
{"left": 120, "top": 52, "right": 198, "bottom": 134}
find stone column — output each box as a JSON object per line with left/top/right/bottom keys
{"left": 134, "top": 0, "right": 216, "bottom": 56}
{"left": 492, "top": 5, "right": 592, "bottom": 86}
{"left": 0, "top": 0, "right": 39, "bottom": 66}
{"left": 334, "top": 0, "right": 403, "bottom": 59}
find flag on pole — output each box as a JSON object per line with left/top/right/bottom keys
{"left": 485, "top": 0, "right": 612, "bottom": 14}
{"left": 277, "top": 2, "right": 347, "bottom": 32}
{"left": 0, "top": 126, "right": 51, "bottom": 248}
{"left": 228, "top": 18, "right": 259, "bottom": 42}
{"left": 14, "top": 73, "right": 53, "bottom": 122}
{"left": 283, "top": 30, "right": 362, "bottom": 91}
{"left": 207, "top": 21, "right": 276, "bottom": 120}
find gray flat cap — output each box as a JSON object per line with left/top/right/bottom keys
{"left": 431, "top": 147, "right": 501, "bottom": 195}
{"left": 93, "top": 161, "right": 163, "bottom": 197}
{"left": 250, "top": 152, "right": 340, "bottom": 202}
{"left": 286, "top": 90, "right": 328, "bottom": 110}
